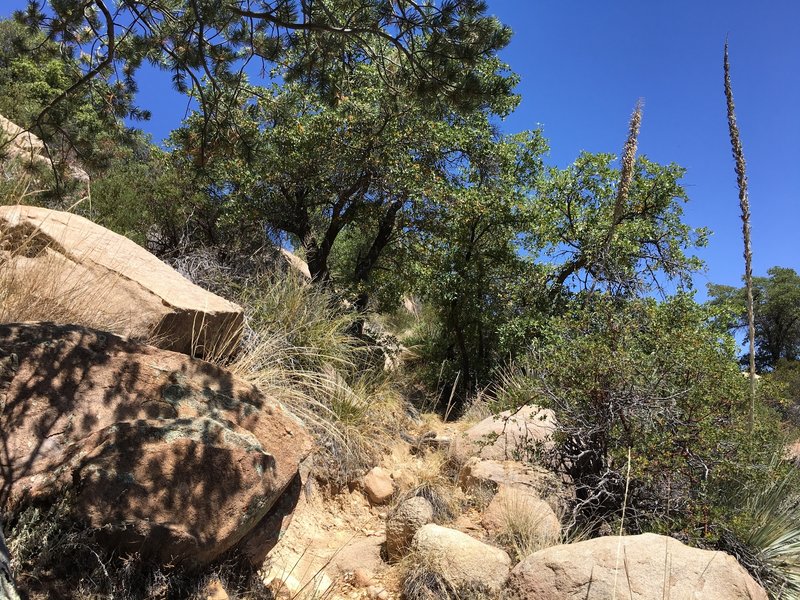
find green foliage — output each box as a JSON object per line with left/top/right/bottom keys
{"left": 0, "top": 19, "right": 145, "bottom": 175}
{"left": 170, "top": 53, "right": 519, "bottom": 286}
{"left": 404, "top": 129, "right": 548, "bottom": 397}
{"left": 710, "top": 266, "right": 800, "bottom": 371}
{"left": 85, "top": 148, "right": 216, "bottom": 253}
{"left": 722, "top": 456, "right": 800, "bottom": 598}
{"left": 509, "top": 293, "right": 783, "bottom": 540}
{"left": 532, "top": 152, "right": 707, "bottom": 297}
{"left": 18, "top": 0, "right": 514, "bottom": 123}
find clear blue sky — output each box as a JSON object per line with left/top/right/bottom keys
{"left": 4, "top": 1, "right": 798, "bottom": 296}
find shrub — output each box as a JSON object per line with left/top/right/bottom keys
{"left": 510, "top": 293, "right": 785, "bottom": 541}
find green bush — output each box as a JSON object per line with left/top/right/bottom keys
{"left": 504, "top": 293, "right": 785, "bottom": 542}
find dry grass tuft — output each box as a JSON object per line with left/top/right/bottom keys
{"left": 400, "top": 545, "right": 497, "bottom": 600}
{"left": 223, "top": 271, "right": 407, "bottom": 488}
{"left": 388, "top": 449, "right": 464, "bottom": 522}
{"left": 490, "top": 489, "right": 561, "bottom": 562}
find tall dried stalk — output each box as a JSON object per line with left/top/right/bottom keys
{"left": 613, "top": 99, "right": 644, "bottom": 227}
{"left": 599, "top": 99, "right": 643, "bottom": 289}
{"left": 724, "top": 41, "right": 756, "bottom": 430}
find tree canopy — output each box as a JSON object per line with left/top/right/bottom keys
{"left": 709, "top": 266, "right": 800, "bottom": 371}
{"left": 15, "top": 0, "right": 514, "bottom": 131}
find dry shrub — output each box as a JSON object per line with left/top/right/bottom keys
{"left": 389, "top": 450, "right": 463, "bottom": 522}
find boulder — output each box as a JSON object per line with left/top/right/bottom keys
{"left": 0, "top": 205, "right": 243, "bottom": 357}
{"left": 455, "top": 404, "right": 555, "bottom": 461}
{"left": 481, "top": 486, "right": 560, "bottom": 549}
{"left": 410, "top": 524, "right": 511, "bottom": 594}
{"left": 385, "top": 496, "right": 434, "bottom": 560}
{"left": 505, "top": 533, "right": 768, "bottom": 600}
{"left": 278, "top": 248, "right": 312, "bottom": 280}
{"left": 0, "top": 322, "right": 312, "bottom": 567}
{"left": 459, "top": 457, "right": 569, "bottom": 514}
{"left": 362, "top": 466, "right": 394, "bottom": 505}
{"left": 0, "top": 114, "right": 88, "bottom": 186}
{"left": 0, "top": 115, "right": 47, "bottom": 170}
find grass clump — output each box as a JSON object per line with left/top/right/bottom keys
{"left": 489, "top": 489, "right": 561, "bottom": 562}
{"left": 400, "top": 547, "right": 497, "bottom": 600}
{"left": 717, "top": 457, "right": 800, "bottom": 598}
{"left": 389, "top": 450, "right": 463, "bottom": 523}
{"left": 224, "top": 271, "right": 407, "bottom": 488}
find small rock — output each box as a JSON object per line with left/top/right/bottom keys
{"left": 204, "top": 578, "right": 229, "bottom": 600}
{"left": 363, "top": 466, "right": 395, "bottom": 505}
{"left": 353, "top": 567, "right": 373, "bottom": 588}
{"left": 385, "top": 496, "right": 434, "bottom": 560}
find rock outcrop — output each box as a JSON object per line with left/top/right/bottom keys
{"left": 459, "top": 457, "right": 569, "bottom": 515}
{"left": 505, "top": 533, "right": 768, "bottom": 600}
{"left": 455, "top": 404, "right": 555, "bottom": 461}
{"left": 0, "top": 205, "right": 243, "bottom": 356}
{"left": 411, "top": 524, "right": 511, "bottom": 594}
{"left": 0, "top": 114, "right": 89, "bottom": 185}
{"left": 0, "top": 322, "right": 312, "bottom": 567}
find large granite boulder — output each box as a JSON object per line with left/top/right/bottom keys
{"left": 505, "top": 533, "right": 768, "bottom": 600}
{"left": 0, "top": 322, "right": 312, "bottom": 567}
{"left": 0, "top": 205, "right": 242, "bottom": 357}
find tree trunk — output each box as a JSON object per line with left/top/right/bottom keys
{"left": 353, "top": 199, "right": 403, "bottom": 311}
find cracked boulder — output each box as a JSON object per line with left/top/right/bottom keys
{"left": 0, "top": 322, "right": 312, "bottom": 567}
{"left": 0, "top": 205, "right": 242, "bottom": 357}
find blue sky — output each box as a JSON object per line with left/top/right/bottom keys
{"left": 488, "top": 0, "right": 800, "bottom": 298}
{"left": 3, "top": 1, "right": 798, "bottom": 296}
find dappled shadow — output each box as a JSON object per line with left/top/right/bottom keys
{"left": 0, "top": 322, "right": 309, "bottom": 569}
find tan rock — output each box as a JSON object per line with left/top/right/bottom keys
{"left": 0, "top": 114, "right": 46, "bottom": 167}
{"left": 204, "top": 578, "right": 229, "bottom": 600}
{"left": 0, "top": 114, "right": 88, "bottom": 188}
{"left": 385, "top": 496, "right": 434, "bottom": 560}
{"left": 454, "top": 404, "right": 555, "bottom": 462}
{"left": 363, "top": 466, "right": 395, "bottom": 505}
{"left": 459, "top": 457, "right": 568, "bottom": 514}
{"left": 0, "top": 322, "right": 312, "bottom": 567}
{"left": 411, "top": 524, "right": 511, "bottom": 594}
{"left": 329, "top": 536, "right": 386, "bottom": 581}
{"left": 481, "top": 485, "right": 560, "bottom": 549}
{"left": 0, "top": 205, "right": 243, "bottom": 357}
{"left": 505, "top": 533, "right": 768, "bottom": 599}
{"left": 278, "top": 247, "right": 311, "bottom": 280}
{"left": 353, "top": 567, "right": 374, "bottom": 588}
